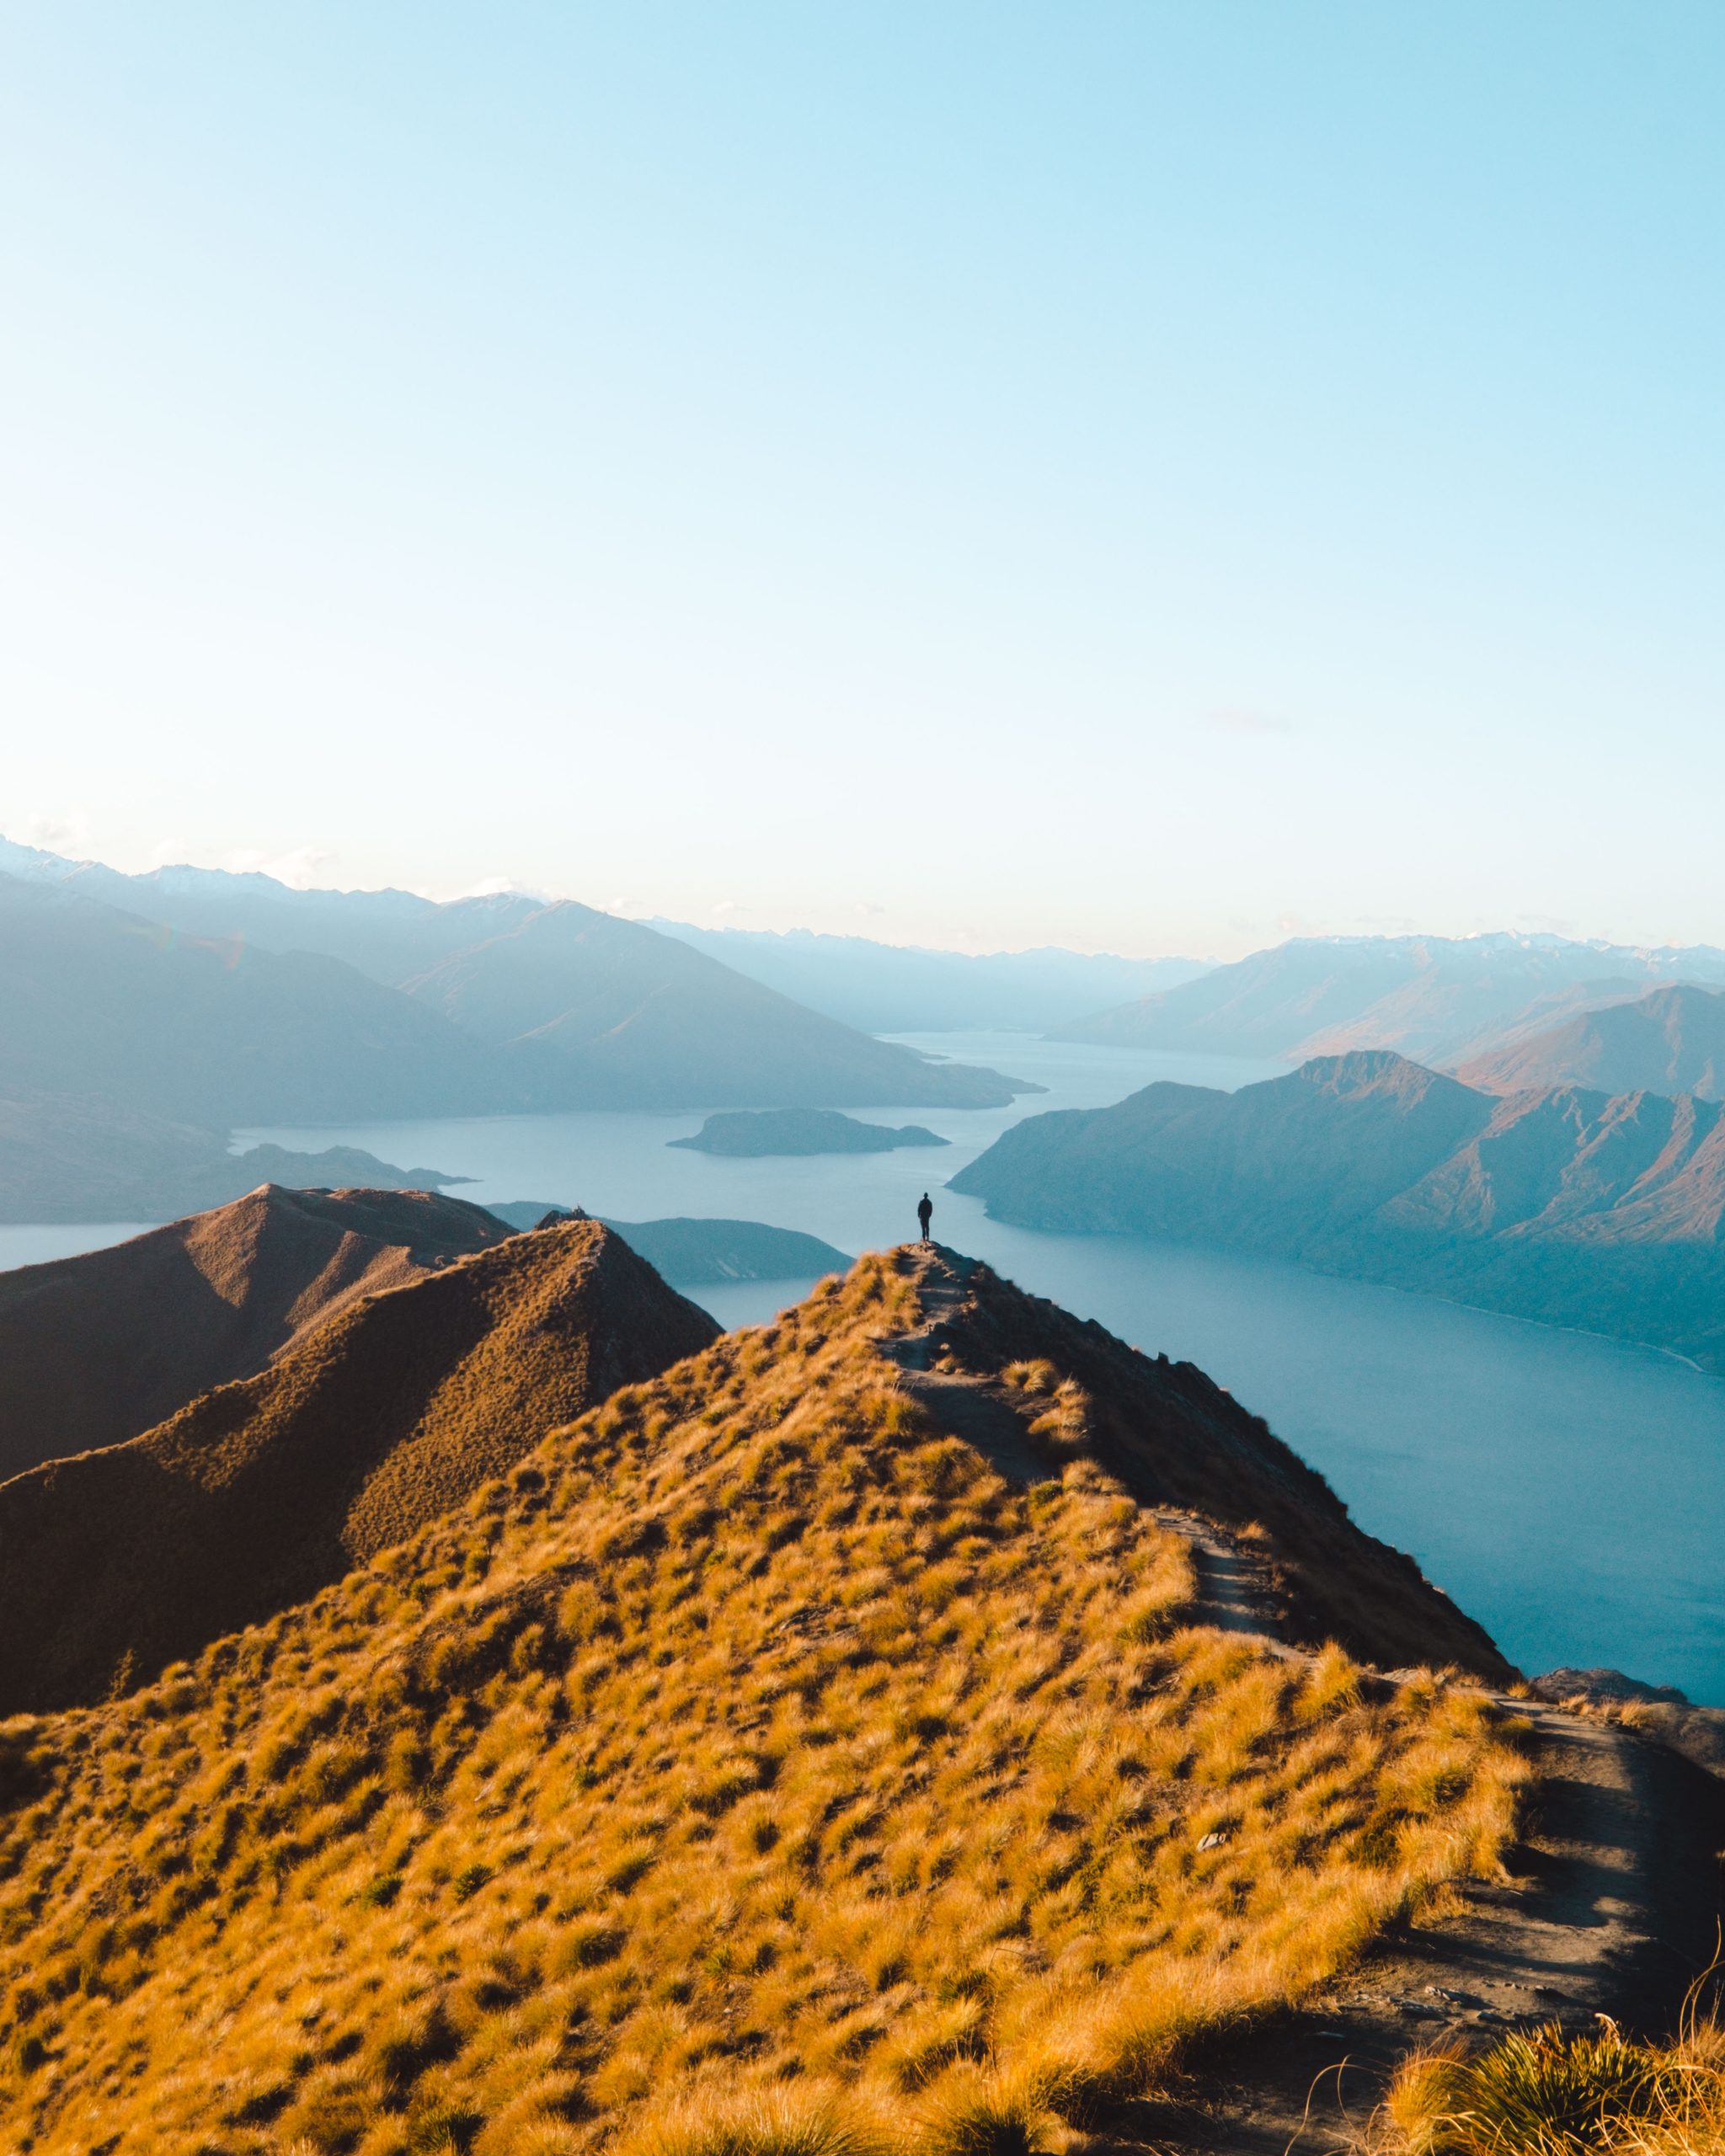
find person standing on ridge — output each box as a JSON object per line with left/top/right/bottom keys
{"left": 916, "top": 1193, "right": 933, "bottom": 1242}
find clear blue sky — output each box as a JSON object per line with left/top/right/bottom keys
{"left": 2, "top": 3, "right": 1721, "bottom": 958}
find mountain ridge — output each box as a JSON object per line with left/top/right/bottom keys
{"left": 0, "top": 1184, "right": 513, "bottom": 1484}
{"left": 952, "top": 1051, "right": 1725, "bottom": 1365}
{"left": 0, "top": 1214, "right": 719, "bottom": 1714}
{"left": 0, "top": 848, "right": 1028, "bottom": 1120}
{"left": 0, "top": 1240, "right": 1533, "bottom": 2156}
{"left": 1456, "top": 982, "right": 1725, "bottom": 1101}
{"left": 1055, "top": 932, "right": 1725, "bottom": 1069}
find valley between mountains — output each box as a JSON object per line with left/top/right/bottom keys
{"left": 5, "top": 851, "right": 1725, "bottom": 2153}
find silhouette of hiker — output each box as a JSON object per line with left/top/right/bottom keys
{"left": 916, "top": 1193, "right": 933, "bottom": 1242}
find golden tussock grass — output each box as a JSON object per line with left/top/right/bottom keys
{"left": 1387, "top": 2005, "right": 1725, "bottom": 2154}
{"left": 0, "top": 1252, "right": 1526, "bottom": 2156}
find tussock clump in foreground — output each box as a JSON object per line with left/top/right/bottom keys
{"left": 0, "top": 1247, "right": 1525, "bottom": 2156}
{"left": 1389, "top": 2008, "right": 1725, "bottom": 2154}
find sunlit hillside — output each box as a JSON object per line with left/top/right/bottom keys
{"left": 0, "top": 1246, "right": 1525, "bottom": 2156}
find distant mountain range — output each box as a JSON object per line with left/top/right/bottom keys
{"left": 0, "top": 841, "right": 1030, "bottom": 1129}
{"left": 953, "top": 1050, "right": 1725, "bottom": 1367}
{"left": 650, "top": 920, "right": 1207, "bottom": 1033}
{"left": 0, "top": 873, "right": 518, "bottom": 1125}
{"left": 398, "top": 899, "right": 1027, "bottom": 1109}
{"left": 1057, "top": 932, "right": 1725, "bottom": 1070}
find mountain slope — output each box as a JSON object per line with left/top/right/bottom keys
{"left": 954, "top": 1054, "right": 1725, "bottom": 1364}
{"left": 0, "top": 873, "right": 523, "bottom": 1124}
{"left": 0, "top": 1217, "right": 718, "bottom": 1714}
{"left": 1456, "top": 983, "right": 1725, "bottom": 1101}
{"left": 0, "top": 1244, "right": 1524, "bottom": 2156}
{"left": 0, "top": 1091, "right": 463, "bottom": 1224}
{"left": 403, "top": 900, "right": 1029, "bottom": 1107}
{"left": 1057, "top": 934, "right": 1725, "bottom": 1067}
{"left": 0, "top": 1184, "right": 512, "bottom": 1484}
{"left": 0, "top": 846, "right": 1028, "bottom": 1115}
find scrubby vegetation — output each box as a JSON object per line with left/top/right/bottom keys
{"left": 0, "top": 1252, "right": 1525, "bottom": 2155}
{"left": 1390, "top": 2011, "right": 1725, "bottom": 2154}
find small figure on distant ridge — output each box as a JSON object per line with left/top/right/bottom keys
{"left": 916, "top": 1193, "right": 933, "bottom": 1242}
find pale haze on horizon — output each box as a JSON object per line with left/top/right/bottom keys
{"left": 2, "top": 3, "right": 1721, "bottom": 963}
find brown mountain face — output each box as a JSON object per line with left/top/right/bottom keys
{"left": 1456, "top": 983, "right": 1725, "bottom": 1102}
{"left": 0, "top": 1245, "right": 1525, "bottom": 2156}
{"left": 954, "top": 1053, "right": 1725, "bottom": 1364}
{"left": 0, "top": 1217, "right": 718, "bottom": 1714}
{"left": 0, "top": 1183, "right": 512, "bottom": 1485}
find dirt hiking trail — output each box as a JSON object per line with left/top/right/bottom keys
{"left": 877, "top": 1246, "right": 1725, "bottom": 2153}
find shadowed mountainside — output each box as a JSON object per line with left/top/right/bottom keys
{"left": 1055, "top": 933, "right": 1725, "bottom": 1068}
{"left": 953, "top": 1052, "right": 1725, "bottom": 1365}
{"left": 1457, "top": 982, "right": 1725, "bottom": 1102}
{"left": 0, "top": 1243, "right": 1542, "bottom": 2156}
{"left": 0, "top": 1185, "right": 512, "bottom": 1483}
{"left": 0, "top": 1217, "right": 718, "bottom": 1714}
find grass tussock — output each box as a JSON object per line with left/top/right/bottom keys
{"left": 0, "top": 1252, "right": 1525, "bottom": 2156}
{"left": 1388, "top": 2010, "right": 1725, "bottom": 2154}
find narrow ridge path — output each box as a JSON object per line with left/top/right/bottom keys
{"left": 874, "top": 1245, "right": 1725, "bottom": 2152}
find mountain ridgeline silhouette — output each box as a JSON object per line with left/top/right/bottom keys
{"left": 0, "top": 1214, "right": 719, "bottom": 1715}
{"left": 1057, "top": 932, "right": 1725, "bottom": 1068}
{"left": 0, "top": 860, "right": 1027, "bottom": 1135}
{"left": 953, "top": 1051, "right": 1725, "bottom": 1365}
{"left": 0, "top": 1185, "right": 514, "bottom": 1483}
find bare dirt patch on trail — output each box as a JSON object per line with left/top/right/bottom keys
{"left": 1134, "top": 1705, "right": 1725, "bottom": 2153}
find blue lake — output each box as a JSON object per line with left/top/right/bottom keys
{"left": 8, "top": 1033, "right": 1721, "bottom": 1703}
